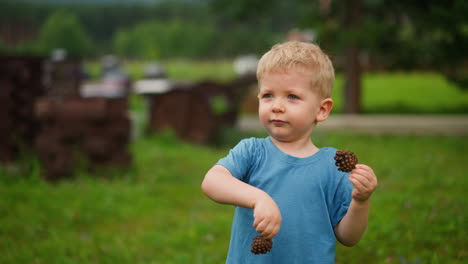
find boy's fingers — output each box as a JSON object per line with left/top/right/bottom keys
{"left": 255, "top": 220, "right": 266, "bottom": 233}
{"left": 349, "top": 177, "right": 365, "bottom": 192}
{"left": 262, "top": 225, "right": 274, "bottom": 238}
{"left": 356, "top": 165, "right": 376, "bottom": 176}
{"left": 351, "top": 165, "right": 377, "bottom": 200}
{"left": 254, "top": 216, "right": 265, "bottom": 227}
{"left": 350, "top": 173, "right": 371, "bottom": 188}
{"left": 263, "top": 223, "right": 280, "bottom": 239}
{"left": 355, "top": 164, "right": 372, "bottom": 171}
{"left": 351, "top": 177, "right": 372, "bottom": 194}
{"left": 264, "top": 232, "right": 274, "bottom": 239}
{"left": 351, "top": 168, "right": 371, "bottom": 178}
{"left": 357, "top": 172, "right": 377, "bottom": 188}
{"left": 254, "top": 217, "right": 280, "bottom": 239}
{"left": 253, "top": 213, "right": 266, "bottom": 227}
{"left": 253, "top": 216, "right": 260, "bottom": 228}
{"left": 352, "top": 169, "right": 377, "bottom": 185}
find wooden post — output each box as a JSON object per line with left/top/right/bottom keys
{"left": 343, "top": 0, "right": 362, "bottom": 114}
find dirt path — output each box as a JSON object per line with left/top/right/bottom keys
{"left": 238, "top": 114, "right": 468, "bottom": 136}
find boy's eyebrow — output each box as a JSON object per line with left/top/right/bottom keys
{"left": 258, "top": 87, "right": 306, "bottom": 94}
{"left": 258, "top": 87, "right": 272, "bottom": 93}
{"left": 285, "top": 87, "right": 305, "bottom": 96}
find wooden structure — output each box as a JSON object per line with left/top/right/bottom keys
{"left": 0, "top": 56, "right": 46, "bottom": 162}
{"left": 35, "top": 97, "right": 131, "bottom": 181}
{"left": 0, "top": 55, "right": 132, "bottom": 181}
{"left": 144, "top": 75, "right": 256, "bottom": 144}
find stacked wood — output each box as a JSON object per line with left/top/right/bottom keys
{"left": 146, "top": 75, "right": 256, "bottom": 144}
{"left": 0, "top": 55, "right": 131, "bottom": 181}
{"left": 43, "top": 59, "right": 82, "bottom": 98}
{"left": 34, "top": 97, "right": 131, "bottom": 181}
{"left": 0, "top": 56, "right": 46, "bottom": 162}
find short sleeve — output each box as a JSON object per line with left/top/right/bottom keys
{"left": 216, "top": 138, "right": 258, "bottom": 181}
{"left": 330, "top": 173, "right": 353, "bottom": 227}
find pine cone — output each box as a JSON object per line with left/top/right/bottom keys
{"left": 251, "top": 235, "right": 273, "bottom": 255}
{"left": 334, "top": 150, "right": 358, "bottom": 172}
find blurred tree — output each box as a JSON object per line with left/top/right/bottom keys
{"left": 411, "top": 0, "right": 468, "bottom": 90}
{"left": 113, "top": 20, "right": 217, "bottom": 60}
{"left": 114, "top": 29, "right": 136, "bottom": 59}
{"left": 210, "top": 0, "right": 275, "bottom": 21}
{"left": 2, "top": 1, "right": 283, "bottom": 58}
{"left": 299, "top": 0, "right": 468, "bottom": 111}
{"left": 37, "top": 11, "right": 93, "bottom": 57}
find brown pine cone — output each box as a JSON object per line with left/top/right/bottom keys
{"left": 334, "top": 150, "right": 358, "bottom": 172}
{"left": 251, "top": 235, "right": 273, "bottom": 254}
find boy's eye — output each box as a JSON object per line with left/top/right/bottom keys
{"left": 262, "top": 93, "right": 273, "bottom": 99}
{"left": 288, "top": 94, "right": 299, "bottom": 100}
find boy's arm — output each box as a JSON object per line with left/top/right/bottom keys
{"left": 201, "top": 165, "right": 282, "bottom": 239}
{"left": 334, "top": 164, "right": 377, "bottom": 246}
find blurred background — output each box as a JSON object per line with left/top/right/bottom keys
{"left": 0, "top": 0, "right": 467, "bottom": 263}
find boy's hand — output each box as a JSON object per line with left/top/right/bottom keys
{"left": 349, "top": 164, "right": 378, "bottom": 202}
{"left": 252, "top": 192, "right": 282, "bottom": 239}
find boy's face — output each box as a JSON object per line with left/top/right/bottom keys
{"left": 258, "top": 69, "right": 326, "bottom": 143}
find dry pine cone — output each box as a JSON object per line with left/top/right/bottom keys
{"left": 251, "top": 235, "right": 273, "bottom": 255}
{"left": 334, "top": 150, "right": 358, "bottom": 172}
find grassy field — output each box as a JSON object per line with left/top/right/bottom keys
{"left": 331, "top": 72, "right": 468, "bottom": 114}
{"left": 1, "top": 131, "right": 467, "bottom": 263}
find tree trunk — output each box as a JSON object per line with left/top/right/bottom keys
{"left": 343, "top": 0, "right": 362, "bottom": 114}
{"left": 344, "top": 46, "right": 361, "bottom": 113}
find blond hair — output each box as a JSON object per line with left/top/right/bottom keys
{"left": 256, "top": 41, "right": 335, "bottom": 98}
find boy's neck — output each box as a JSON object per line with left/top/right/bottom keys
{"left": 270, "top": 136, "right": 319, "bottom": 158}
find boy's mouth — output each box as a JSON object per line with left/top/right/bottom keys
{"left": 271, "top": 119, "right": 286, "bottom": 125}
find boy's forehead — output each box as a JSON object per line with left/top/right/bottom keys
{"left": 264, "top": 64, "right": 309, "bottom": 74}
{"left": 259, "top": 73, "right": 314, "bottom": 91}
{"left": 259, "top": 68, "right": 312, "bottom": 83}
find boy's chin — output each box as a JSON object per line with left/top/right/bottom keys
{"left": 268, "top": 132, "right": 296, "bottom": 142}
{"left": 267, "top": 129, "right": 314, "bottom": 143}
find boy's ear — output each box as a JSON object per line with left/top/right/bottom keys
{"left": 316, "top": 98, "right": 333, "bottom": 122}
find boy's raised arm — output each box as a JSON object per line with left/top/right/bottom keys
{"left": 201, "top": 165, "right": 282, "bottom": 239}
{"left": 334, "top": 199, "right": 370, "bottom": 246}
{"left": 334, "top": 164, "right": 377, "bottom": 246}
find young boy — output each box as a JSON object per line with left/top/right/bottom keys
{"left": 201, "top": 41, "right": 377, "bottom": 263}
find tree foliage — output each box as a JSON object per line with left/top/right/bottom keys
{"left": 37, "top": 11, "right": 92, "bottom": 57}
{"left": 1, "top": 1, "right": 282, "bottom": 59}
{"left": 113, "top": 20, "right": 217, "bottom": 60}
{"left": 299, "top": 0, "right": 468, "bottom": 87}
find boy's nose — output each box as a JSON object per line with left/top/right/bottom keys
{"left": 272, "top": 100, "right": 285, "bottom": 113}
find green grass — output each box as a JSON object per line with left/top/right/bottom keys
{"left": 330, "top": 72, "right": 468, "bottom": 114}
{"left": 1, "top": 131, "right": 467, "bottom": 263}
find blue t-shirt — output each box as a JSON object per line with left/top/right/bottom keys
{"left": 216, "top": 137, "right": 353, "bottom": 264}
